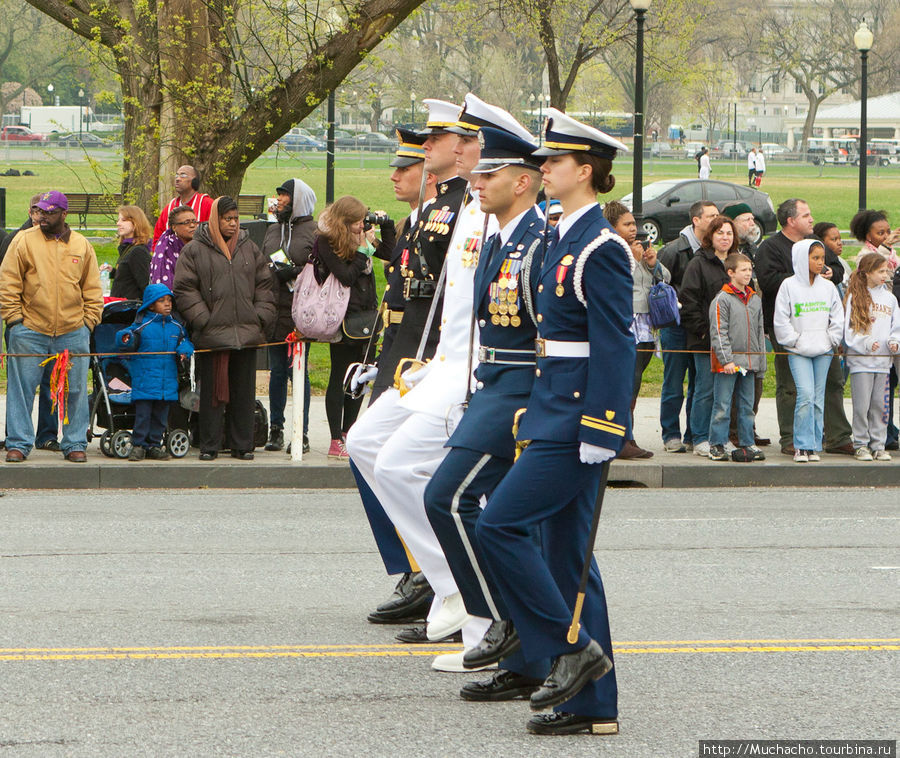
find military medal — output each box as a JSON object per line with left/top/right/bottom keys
{"left": 508, "top": 303, "right": 518, "bottom": 316}
{"left": 500, "top": 314, "right": 510, "bottom": 327}
{"left": 491, "top": 314, "right": 501, "bottom": 325}
{"left": 510, "top": 315, "right": 521, "bottom": 327}
{"left": 555, "top": 254, "right": 574, "bottom": 298}
{"left": 498, "top": 302, "right": 508, "bottom": 315}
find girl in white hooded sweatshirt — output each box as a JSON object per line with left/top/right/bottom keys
{"left": 842, "top": 253, "right": 900, "bottom": 461}
{"left": 774, "top": 240, "right": 844, "bottom": 462}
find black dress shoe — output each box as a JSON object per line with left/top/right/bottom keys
{"left": 460, "top": 669, "right": 544, "bottom": 702}
{"left": 395, "top": 625, "right": 461, "bottom": 644}
{"left": 886, "top": 440, "right": 899, "bottom": 451}
{"left": 230, "top": 450, "right": 255, "bottom": 460}
{"left": 526, "top": 711, "right": 619, "bottom": 735}
{"left": 367, "top": 572, "right": 434, "bottom": 624}
{"left": 199, "top": 451, "right": 218, "bottom": 461}
{"left": 463, "top": 619, "right": 521, "bottom": 669}
{"left": 530, "top": 640, "right": 614, "bottom": 711}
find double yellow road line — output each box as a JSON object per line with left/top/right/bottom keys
{"left": 0, "top": 638, "right": 897, "bottom": 663}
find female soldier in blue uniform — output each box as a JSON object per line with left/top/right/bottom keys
{"left": 476, "top": 109, "right": 635, "bottom": 736}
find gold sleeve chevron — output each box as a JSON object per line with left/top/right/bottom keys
{"left": 581, "top": 414, "right": 626, "bottom": 437}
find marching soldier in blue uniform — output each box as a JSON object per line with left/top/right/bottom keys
{"left": 350, "top": 128, "right": 439, "bottom": 624}
{"left": 476, "top": 110, "right": 635, "bottom": 735}
{"left": 423, "top": 126, "right": 549, "bottom": 699}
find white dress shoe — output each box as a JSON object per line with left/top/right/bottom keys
{"left": 431, "top": 650, "right": 498, "bottom": 673}
{"left": 426, "top": 592, "right": 472, "bottom": 641}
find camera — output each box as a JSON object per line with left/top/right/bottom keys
{"left": 364, "top": 211, "right": 390, "bottom": 231}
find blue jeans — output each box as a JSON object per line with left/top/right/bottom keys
{"left": 3, "top": 326, "right": 58, "bottom": 445}
{"left": 788, "top": 352, "right": 832, "bottom": 451}
{"left": 6, "top": 324, "right": 90, "bottom": 456}
{"left": 689, "top": 352, "right": 714, "bottom": 445}
{"left": 132, "top": 399, "right": 171, "bottom": 448}
{"left": 659, "top": 326, "right": 695, "bottom": 444}
{"left": 267, "top": 343, "right": 310, "bottom": 434}
{"left": 710, "top": 371, "right": 756, "bottom": 447}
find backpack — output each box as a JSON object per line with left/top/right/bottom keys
{"left": 648, "top": 280, "right": 681, "bottom": 329}
{"left": 291, "top": 239, "right": 350, "bottom": 342}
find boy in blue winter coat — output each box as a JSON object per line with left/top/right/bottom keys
{"left": 116, "top": 283, "right": 194, "bottom": 460}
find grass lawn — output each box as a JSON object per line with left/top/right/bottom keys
{"left": 1, "top": 150, "right": 891, "bottom": 394}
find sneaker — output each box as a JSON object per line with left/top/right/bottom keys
{"left": 873, "top": 449, "right": 892, "bottom": 461}
{"left": 128, "top": 446, "right": 146, "bottom": 461}
{"left": 35, "top": 439, "right": 61, "bottom": 452}
{"left": 692, "top": 441, "right": 710, "bottom": 457}
{"left": 664, "top": 438, "right": 686, "bottom": 453}
{"left": 793, "top": 449, "right": 809, "bottom": 463}
{"left": 684, "top": 442, "right": 694, "bottom": 453}
{"left": 854, "top": 447, "right": 873, "bottom": 461}
{"left": 708, "top": 444, "right": 728, "bottom": 461}
{"left": 327, "top": 439, "right": 349, "bottom": 460}
{"left": 730, "top": 446, "right": 757, "bottom": 463}
{"left": 146, "top": 446, "right": 170, "bottom": 460}
{"left": 724, "top": 441, "right": 736, "bottom": 453}
{"left": 264, "top": 427, "right": 284, "bottom": 452}
{"left": 748, "top": 445, "right": 766, "bottom": 461}
{"left": 807, "top": 450, "right": 820, "bottom": 462}
{"left": 303, "top": 435, "right": 310, "bottom": 454}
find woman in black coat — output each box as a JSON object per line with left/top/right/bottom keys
{"left": 111, "top": 205, "right": 153, "bottom": 299}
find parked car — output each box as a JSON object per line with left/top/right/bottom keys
{"left": 57, "top": 132, "right": 111, "bottom": 148}
{"left": 713, "top": 139, "right": 750, "bottom": 158}
{"left": 0, "top": 125, "right": 47, "bottom": 143}
{"left": 315, "top": 129, "right": 358, "bottom": 148}
{"left": 279, "top": 133, "right": 325, "bottom": 151}
{"left": 683, "top": 141, "right": 706, "bottom": 159}
{"left": 355, "top": 132, "right": 398, "bottom": 152}
{"left": 760, "top": 142, "right": 789, "bottom": 157}
{"left": 616, "top": 179, "right": 777, "bottom": 245}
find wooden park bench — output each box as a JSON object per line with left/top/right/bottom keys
{"left": 63, "top": 192, "right": 267, "bottom": 229}
{"left": 65, "top": 192, "right": 123, "bottom": 229}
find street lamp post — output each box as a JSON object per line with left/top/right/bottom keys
{"left": 78, "top": 88, "right": 85, "bottom": 136}
{"left": 855, "top": 21, "right": 874, "bottom": 212}
{"left": 410, "top": 91, "right": 416, "bottom": 126}
{"left": 630, "top": 0, "right": 651, "bottom": 237}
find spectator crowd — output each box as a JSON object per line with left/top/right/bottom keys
{"left": 0, "top": 162, "right": 898, "bottom": 465}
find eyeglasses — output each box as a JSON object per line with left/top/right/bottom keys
{"left": 174, "top": 172, "right": 192, "bottom": 179}
{"left": 174, "top": 219, "right": 198, "bottom": 226}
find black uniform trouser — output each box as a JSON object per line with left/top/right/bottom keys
{"left": 197, "top": 349, "right": 257, "bottom": 453}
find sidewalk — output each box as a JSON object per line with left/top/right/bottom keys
{"left": 0, "top": 395, "right": 894, "bottom": 490}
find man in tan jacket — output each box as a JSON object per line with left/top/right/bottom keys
{"left": 0, "top": 191, "right": 103, "bottom": 462}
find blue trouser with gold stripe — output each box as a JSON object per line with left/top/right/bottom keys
{"left": 425, "top": 445, "right": 549, "bottom": 682}
{"left": 476, "top": 439, "right": 618, "bottom": 719}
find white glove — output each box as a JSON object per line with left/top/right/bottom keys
{"left": 401, "top": 359, "right": 432, "bottom": 388}
{"left": 579, "top": 443, "right": 616, "bottom": 465}
{"left": 350, "top": 365, "right": 378, "bottom": 393}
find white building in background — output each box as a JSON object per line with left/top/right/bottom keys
{"left": 782, "top": 91, "right": 900, "bottom": 148}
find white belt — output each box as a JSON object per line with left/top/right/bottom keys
{"left": 535, "top": 338, "right": 590, "bottom": 358}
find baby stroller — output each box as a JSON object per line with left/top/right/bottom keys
{"left": 88, "top": 299, "right": 193, "bottom": 458}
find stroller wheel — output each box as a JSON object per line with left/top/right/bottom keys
{"left": 111, "top": 430, "right": 133, "bottom": 459}
{"left": 166, "top": 429, "right": 190, "bottom": 458}
{"left": 99, "top": 430, "right": 114, "bottom": 458}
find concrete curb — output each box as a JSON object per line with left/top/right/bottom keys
{"left": 0, "top": 457, "right": 888, "bottom": 490}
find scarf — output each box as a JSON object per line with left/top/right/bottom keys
{"left": 208, "top": 197, "right": 239, "bottom": 261}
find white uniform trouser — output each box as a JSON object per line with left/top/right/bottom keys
{"left": 346, "top": 388, "right": 491, "bottom": 647}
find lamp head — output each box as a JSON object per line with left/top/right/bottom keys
{"left": 854, "top": 21, "right": 874, "bottom": 52}
{"left": 629, "top": 0, "right": 652, "bottom": 10}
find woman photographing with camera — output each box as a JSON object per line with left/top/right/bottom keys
{"left": 313, "top": 196, "right": 378, "bottom": 460}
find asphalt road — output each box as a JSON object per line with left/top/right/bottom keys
{"left": 0, "top": 488, "right": 897, "bottom": 757}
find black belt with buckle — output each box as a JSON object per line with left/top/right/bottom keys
{"left": 403, "top": 278, "right": 437, "bottom": 300}
{"left": 477, "top": 346, "right": 536, "bottom": 365}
